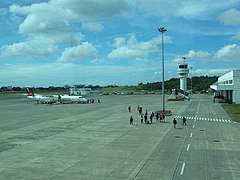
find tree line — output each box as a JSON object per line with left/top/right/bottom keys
{"left": 0, "top": 76, "right": 218, "bottom": 92}
{"left": 138, "top": 76, "right": 218, "bottom": 92}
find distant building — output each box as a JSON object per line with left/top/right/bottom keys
{"left": 210, "top": 70, "right": 240, "bottom": 104}
{"left": 70, "top": 87, "right": 92, "bottom": 95}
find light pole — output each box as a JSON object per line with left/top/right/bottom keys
{"left": 158, "top": 27, "right": 167, "bottom": 113}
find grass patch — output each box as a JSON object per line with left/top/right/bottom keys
{"left": 222, "top": 104, "right": 240, "bottom": 123}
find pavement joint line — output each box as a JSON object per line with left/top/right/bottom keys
{"left": 215, "top": 121, "right": 236, "bottom": 178}
{"left": 180, "top": 162, "right": 186, "bottom": 175}
{"left": 127, "top": 127, "right": 171, "bottom": 180}
{"left": 186, "top": 144, "right": 190, "bottom": 151}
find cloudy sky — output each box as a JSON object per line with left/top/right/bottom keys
{"left": 0, "top": 0, "right": 240, "bottom": 87}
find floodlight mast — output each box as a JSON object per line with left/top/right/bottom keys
{"left": 158, "top": 27, "right": 167, "bottom": 113}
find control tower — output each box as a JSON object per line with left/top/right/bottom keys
{"left": 177, "top": 58, "right": 189, "bottom": 92}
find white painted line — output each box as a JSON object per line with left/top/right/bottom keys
{"left": 187, "top": 144, "right": 190, "bottom": 151}
{"left": 208, "top": 118, "right": 209, "bottom": 121}
{"left": 210, "top": 119, "right": 212, "bottom": 121}
{"left": 205, "top": 118, "right": 207, "bottom": 120}
{"left": 213, "top": 119, "right": 215, "bottom": 121}
{"left": 193, "top": 125, "right": 195, "bottom": 128}
{"left": 190, "top": 132, "right": 193, "bottom": 137}
{"left": 228, "top": 120, "right": 231, "bottom": 122}
{"left": 225, "top": 120, "right": 228, "bottom": 122}
{"left": 216, "top": 119, "right": 218, "bottom": 122}
{"left": 219, "top": 119, "right": 221, "bottom": 122}
{"left": 180, "top": 163, "right": 186, "bottom": 175}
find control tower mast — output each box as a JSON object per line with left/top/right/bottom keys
{"left": 177, "top": 57, "right": 189, "bottom": 92}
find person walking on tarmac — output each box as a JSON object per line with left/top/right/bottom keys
{"left": 130, "top": 116, "right": 133, "bottom": 125}
{"left": 150, "top": 114, "right": 153, "bottom": 124}
{"left": 128, "top": 105, "right": 131, "bottom": 112}
{"left": 173, "top": 118, "right": 177, "bottom": 128}
{"left": 162, "top": 113, "right": 165, "bottom": 122}
{"left": 156, "top": 113, "right": 159, "bottom": 122}
{"left": 182, "top": 117, "right": 187, "bottom": 126}
{"left": 140, "top": 115, "right": 143, "bottom": 123}
{"left": 144, "top": 114, "right": 147, "bottom": 123}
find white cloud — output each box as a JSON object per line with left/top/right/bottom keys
{"left": 213, "top": 44, "right": 240, "bottom": 60}
{"left": 0, "top": 60, "right": 162, "bottom": 86}
{"left": 57, "top": 42, "right": 98, "bottom": 62}
{"left": 218, "top": 8, "right": 240, "bottom": 25}
{"left": 154, "top": 71, "right": 161, "bottom": 75}
{"left": 172, "top": 50, "right": 210, "bottom": 63}
{"left": 136, "top": 0, "right": 235, "bottom": 20}
{"left": 81, "top": 22, "right": 104, "bottom": 32}
{"left": 112, "top": 37, "right": 126, "bottom": 48}
{"left": 232, "top": 32, "right": 240, "bottom": 41}
{"left": 50, "top": 0, "right": 131, "bottom": 20}
{"left": 193, "top": 68, "right": 231, "bottom": 76}
{"left": 4, "top": 0, "right": 131, "bottom": 60}
{"left": 185, "top": 50, "right": 210, "bottom": 59}
{"left": 108, "top": 35, "right": 171, "bottom": 59}
{"left": 1, "top": 40, "right": 58, "bottom": 59}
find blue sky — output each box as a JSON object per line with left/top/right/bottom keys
{"left": 0, "top": 0, "right": 240, "bottom": 87}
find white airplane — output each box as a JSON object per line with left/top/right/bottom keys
{"left": 25, "top": 88, "right": 58, "bottom": 104}
{"left": 58, "top": 94, "right": 88, "bottom": 104}
{"left": 25, "top": 88, "right": 88, "bottom": 104}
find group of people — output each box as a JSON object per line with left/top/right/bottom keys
{"left": 129, "top": 105, "right": 187, "bottom": 128}
{"left": 86, "top": 99, "right": 101, "bottom": 104}
{"left": 129, "top": 105, "right": 166, "bottom": 125}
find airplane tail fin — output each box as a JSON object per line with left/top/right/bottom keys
{"left": 25, "top": 88, "right": 34, "bottom": 96}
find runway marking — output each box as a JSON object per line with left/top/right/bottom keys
{"left": 193, "top": 125, "right": 195, "bottom": 128}
{"left": 187, "top": 144, "right": 190, "bottom": 151}
{"left": 174, "top": 116, "right": 232, "bottom": 123}
{"left": 180, "top": 163, "right": 186, "bottom": 175}
{"left": 190, "top": 132, "right": 193, "bottom": 137}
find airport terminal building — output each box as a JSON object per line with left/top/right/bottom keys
{"left": 210, "top": 70, "right": 240, "bottom": 104}
{"left": 69, "top": 87, "right": 92, "bottom": 95}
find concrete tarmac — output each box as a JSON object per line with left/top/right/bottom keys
{"left": 0, "top": 94, "right": 239, "bottom": 179}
